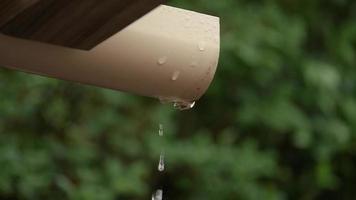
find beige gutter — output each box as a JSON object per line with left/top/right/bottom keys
{"left": 0, "top": 5, "right": 220, "bottom": 106}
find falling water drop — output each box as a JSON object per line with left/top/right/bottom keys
{"left": 158, "top": 152, "right": 165, "bottom": 172}
{"left": 157, "top": 56, "right": 167, "bottom": 65}
{"left": 171, "top": 71, "right": 180, "bottom": 81}
{"left": 152, "top": 189, "right": 163, "bottom": 200}
{"left": 159, "top": 124, "right": 163, "bottom": 136}
{"left": 198, "top": 41, "right": 206, "bottom": 51}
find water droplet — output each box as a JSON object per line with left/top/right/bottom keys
{"left": 190, "top": 61, "right": 198, "bottom": 68}
{"left": 158, "top": 152, "right": 165, "bottom": 171}
{"left": 171, "top": 71, "right": 180, "bottom": 81}
{"left": 157, "top": 56, "right": 167, "bottom": 65}
{"left": 184, "top": 15, "right": 190, "bottom": 22}
{"left": 174, "top": 101, "right": 195, "bottom": 111}
{"left": 152, "top": 189, "right": 163, "bottom": 200}
{"left": 198, "top": 41, "right": 206, "bottom": 51}
{"left": 159, "top": 124, "right": 163, "bottom": 136}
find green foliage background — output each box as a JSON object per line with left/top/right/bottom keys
{"left": 1, "top": 0, "right": 356, "bottom": 199}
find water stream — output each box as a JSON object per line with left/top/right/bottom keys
{"left": 152, "top": 124, "right": 165, "bottom": 200}
{"left": 152, "top": 103, "right": 195, "bottom": 199}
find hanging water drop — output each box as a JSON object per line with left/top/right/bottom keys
{"left": 174, "top": 101, "right": 195, "bottom": 110}
{"left": 171, "top": 71, "right": 180, "bottom": 81}
{"left": 158, "top": 152, "right": 165, "bottom": 172}
{"left": 157, "top": 56, "right": 167, "bottom": 65}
